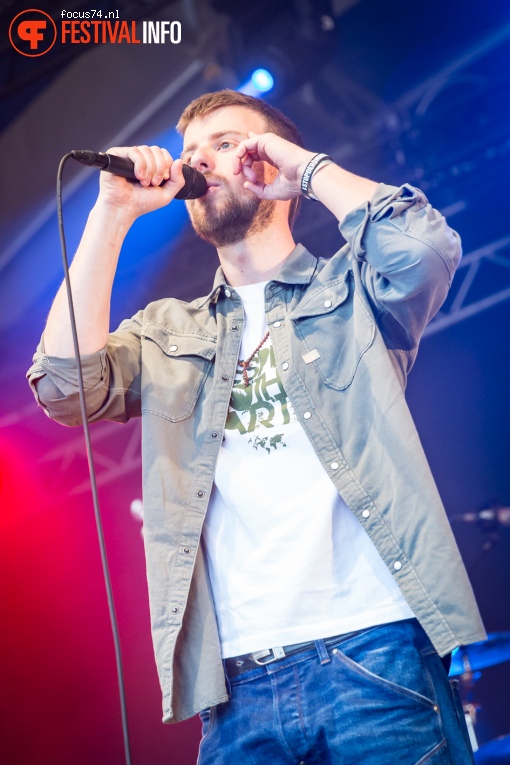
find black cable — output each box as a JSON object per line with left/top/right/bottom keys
{"left": 57, "top": 154, "right": 132, "bottom": 765}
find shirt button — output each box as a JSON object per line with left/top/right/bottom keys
{"left": 169, "top": 344, "right": 178, "bottom": 352}
{"left": 273, "top": 321, "right": 282, "bottom": 328}
{"left": 171, "top": 607, "right": 179, "bottom": 614}
{"left": 42, "top": 358, "right": 49, "bottom": 365}
{"left": 393, "top": 561, "right": 402, "bottom": 571}
{"left": 303, "top": 411, "right": 312, "bottom": 420}
{"left": 221, "top": 375, "right": 229, "bottom": 381}
{"left": 224, "top": 289, "right": 232, "bottom": 297}
{"left": 362, "top": 509, "right": 370, "bottom": 519}
{"left": 197, "top": 490, "right": 204, "bottom": 498}
{"left": 231, "top": 325, "right": 239, "bottom": 331}
{"left": 323, "top": 300, "right": 332, "bottom": 308}
{"left": 282, "top": 362, "right": 289, "bottom": 371}
{"left": 211, "top": 432, "right": 219, "bottom": 439}
{"left": 183, "top": 547, "right": 190, "bottom": 554}
{"left": 331, "top": 461, "right": 339, "bottom": 470}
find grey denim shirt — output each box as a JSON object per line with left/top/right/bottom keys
{"left": 28, "top": 183, "right": 486, "bottom": 724}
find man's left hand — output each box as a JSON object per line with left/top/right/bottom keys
{"left": 233, "top": 132, "right": 316, "bottom": 200}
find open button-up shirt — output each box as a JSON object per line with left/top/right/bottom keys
{"left": 27, "top": 183, "right": 486, "bottom": 723}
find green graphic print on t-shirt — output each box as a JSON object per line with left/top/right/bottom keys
{"left": 225, "top": 345, "right": 295, "bottom": 451}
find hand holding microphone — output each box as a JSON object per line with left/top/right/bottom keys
{"left": 72, "top": 149, "right": 207, "bottom": 199}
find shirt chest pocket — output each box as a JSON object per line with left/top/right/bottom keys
{"left": 290, "top": 274, "right": 375, "bottom": 390}
{"left": 141, "top": 324, "right": 216, "bottom": 421}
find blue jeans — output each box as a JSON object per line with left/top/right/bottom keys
{"left": 197, "top": 619, "right": 474, "bottom": 765}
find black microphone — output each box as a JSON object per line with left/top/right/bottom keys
{"left": 71, "top": 150, "right": 207, "bottom": 199}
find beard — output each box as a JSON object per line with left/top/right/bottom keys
{"left": 186, "top": 174, "right": 275, "bottom": 247}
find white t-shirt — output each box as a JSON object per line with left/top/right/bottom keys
{"left": 202, "top": 281, "right": 414, "bottom": 658}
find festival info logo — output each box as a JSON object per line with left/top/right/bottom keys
{"left": 9, "top": 9, "right": 57, "bottom": 57}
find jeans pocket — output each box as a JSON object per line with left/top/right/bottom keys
{"left": 333, "top": 647, "right": 437, "bottom": 708}
{"left": 326, "top": 626, "right": 445, "bottom": 763}
{"left": 330, "top": 622, "right": 439, "bottom": 709}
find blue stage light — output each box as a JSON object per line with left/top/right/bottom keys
{"left": 251, "top": 69, "right": 274, "bottom": 93}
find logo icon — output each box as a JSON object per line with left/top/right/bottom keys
{"left": 9, "top": 9, "right": 57, "bottom": 57}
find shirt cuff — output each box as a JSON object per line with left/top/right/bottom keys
{"left": 27, "top": 335, "right": 107, "bottom": 398}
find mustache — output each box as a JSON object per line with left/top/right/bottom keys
{"left": 203, "top": 171, "right": 228, "bottom": 188}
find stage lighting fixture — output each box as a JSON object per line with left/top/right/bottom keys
{"left": 212, "top": 0, "right": 338, "bottom": 98}
{"left": 251, "top": 68, "right": 274, "bottom": 93}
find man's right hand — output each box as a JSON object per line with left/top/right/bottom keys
{"left": 97, "top": 144, "right": 186, "bottom": 224}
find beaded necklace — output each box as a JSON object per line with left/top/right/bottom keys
{"left": 238, "top": 330, "right": 270, "bottom": 386}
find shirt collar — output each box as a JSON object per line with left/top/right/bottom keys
{"left": 196, "top": 267, "right": 228, "bottom": 308}
{"left": 271, "top": 243, "right": 317, "bottom": 285}
{"left": 197, "top": 243, "right": 317, "bottom": 308}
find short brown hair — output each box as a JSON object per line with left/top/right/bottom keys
{"left": 177, "top": 90, "right": 303, "bottom": 228}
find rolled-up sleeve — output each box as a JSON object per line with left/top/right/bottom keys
{"left": 340, "top": 183, "right": 462, "bottom": 350}
{"left": 27, "top": 312, "right": 144, "bottom": 427}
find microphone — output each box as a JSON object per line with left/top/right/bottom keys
{"left": 71, "top": 150, "right": 207, "bottom": 199}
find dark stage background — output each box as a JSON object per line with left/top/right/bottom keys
{"left": 1, "top": 1, "right": 509, "bottom": 763}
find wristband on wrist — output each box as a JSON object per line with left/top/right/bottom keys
{"left": 300, "top": 153, "right": 333, "bottom": 200}
{"left": 307, "top": 158, "right": 335, "bottom": 200}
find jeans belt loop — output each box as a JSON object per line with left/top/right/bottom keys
{"left": 315, "top": 639, "right": 331, "bottom": 665}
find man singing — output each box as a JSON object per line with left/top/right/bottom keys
{"left": 28, "top": 90, "right": 485, "bottom": 764}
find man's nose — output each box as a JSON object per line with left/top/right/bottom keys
{"left": 190, "top": 147, "right": 214, "bottom": 172}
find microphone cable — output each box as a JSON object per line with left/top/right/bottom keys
{"left": 57, "top": 153, "right": 132, "bottom": 765}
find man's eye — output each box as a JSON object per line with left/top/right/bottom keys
{"left": 219, "top": 141, "right": 233, "bottom": 150}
